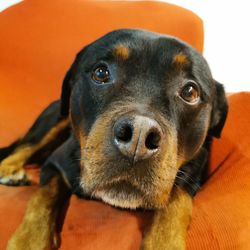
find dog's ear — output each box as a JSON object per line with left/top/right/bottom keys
{"left": 209, "top": 81, "right": 228, "bottom": 138}
{"left": 60, "top": 52, "right": 82, "bottom": 117}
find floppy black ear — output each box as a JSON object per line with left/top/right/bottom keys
{"left": 209, "top": 81, "right": 228, "bottom": 138}
{"left": 60, "top": 52, "right": 82, "bottom": 117}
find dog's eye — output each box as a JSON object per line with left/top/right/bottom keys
{"left": 92, "top": 65, "right": 110, "bottom": 84}
{"left": 180, "top": 81, "right": 200, "bottom": 104}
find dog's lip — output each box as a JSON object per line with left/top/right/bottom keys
{"left": 94, "top": 180, "right": 144, "bottom": 198}
{"left": 95, "top": 177, "right": 143, "bottom": 193}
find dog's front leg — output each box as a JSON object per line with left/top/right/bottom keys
{"left": 7, "top": 169, "right": 71, "bottom": 250}
{"left": 141, "top": 187, "right": 192, "bottom": 250}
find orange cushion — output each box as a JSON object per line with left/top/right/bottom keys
{"left": 0, "top": 0, "right": 203, "bottom": 147}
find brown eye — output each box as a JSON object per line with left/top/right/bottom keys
{"left": 92, "top": 65, "right": 110, "bottom": 84}
{"left": 180, "top": 81, "right": 200, "bottom": 104}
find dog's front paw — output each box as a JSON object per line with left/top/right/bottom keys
{"left": 0, "top": 163, "right": 30, "bottom": 186}
{"left": 140, "top": 240, "right": 152, "bottom": 250}
{"left": 7, "top": 225, "right": 59, "bottom": 250}
{"left": 140, "top": 236, "right": 165, "bottom": 250}
{"left": 140, "top": 235, "right": 186, "bottom": 250}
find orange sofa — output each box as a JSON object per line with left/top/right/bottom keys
{"left": 0, "top": 1, "right": 249, "bottom": 249}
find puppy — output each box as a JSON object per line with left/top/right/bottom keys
{"left": 0, "top": 29, "right": 228, "bottom": 250}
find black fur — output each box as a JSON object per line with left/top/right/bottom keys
{"left": 209, "top": 81, "right": 229, "bottom": 138}
{"left": 0, "top": 140, "right": 20, "bottom": 162}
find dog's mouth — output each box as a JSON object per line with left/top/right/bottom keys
{"left": 80, "top": 166, "right": 176, "bottom": 210}
{"left": 80, "top": 139, "right": 178, "bottom": 209}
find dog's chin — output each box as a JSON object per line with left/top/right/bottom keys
{"left": 87, "top": 181, "right": 144, "bottom": 209}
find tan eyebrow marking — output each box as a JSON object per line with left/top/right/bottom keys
{"left": 172, "top": 53, "right": 189, "bottom": 69}
{"left": 113, "top": 45, "right": 130, "bottom": 60}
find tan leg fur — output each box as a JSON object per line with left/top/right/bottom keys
{"left": 7, "top": 175, "right": 70, "bottom": 250}
{"left": 141, "top": 187, "right": 192, "bottom": 250}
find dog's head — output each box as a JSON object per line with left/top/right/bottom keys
{"left": 61, "top": 29, "right": 227, "bottom": 209}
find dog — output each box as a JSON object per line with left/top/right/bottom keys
{"left": 0, "top": 29, "right": 228, "bottom": 250}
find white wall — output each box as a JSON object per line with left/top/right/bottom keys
{"left": 0, "top": 0, "right": 21, "bottom": 12}
{"left": 1, "top": 0, "right": 250, "bottom": 92}
{"left": 164, "top": 0, "right": 250, "bottom": 92}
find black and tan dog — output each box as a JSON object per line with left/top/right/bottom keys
{"left": 0, "top": 29, "right": 228, "bottom": 250}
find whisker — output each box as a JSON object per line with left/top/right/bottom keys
{"left": 175, "top": 176, "right": 200, "bottom": 194}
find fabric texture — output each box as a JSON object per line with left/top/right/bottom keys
{"left": 0, "top": 1, "right": 249, "bottom": 249}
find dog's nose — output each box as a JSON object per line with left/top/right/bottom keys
{"left": 113, "top": 116, "right": 163, "bottom": 163}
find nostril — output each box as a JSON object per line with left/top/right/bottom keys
{"left": 145, "top": 131, "right": 161, "bottom": 150}
{"left": 115, "top": 123, "right": 133, "bottom": 143}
